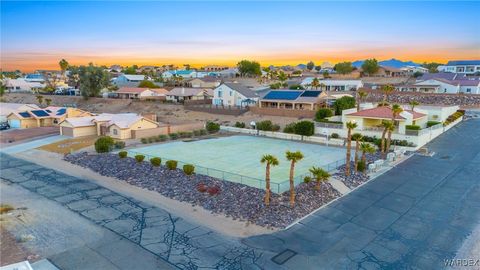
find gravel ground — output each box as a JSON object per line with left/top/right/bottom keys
{"left": 333, "top": 152, "right": 382, "bottom": 188}
{"left": 65, "top": 152, "right": 340, "bottom": 228}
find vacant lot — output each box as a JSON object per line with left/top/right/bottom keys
{"left": 38, "top": 135, "right": 97, "bottom": 154}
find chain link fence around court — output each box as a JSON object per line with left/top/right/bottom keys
{"left": 128, "top": 150, "right": 348, "bottom": 194}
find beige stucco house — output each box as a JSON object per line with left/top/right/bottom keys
{"left": 7, "top": 107, "right": 92, "bottom": 129}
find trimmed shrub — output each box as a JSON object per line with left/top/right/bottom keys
{"left": 256, "top": 120, "right": 274, "bottom": 131}
{"left": 406, "top": 125, "right": 421, "bottom": 130}
{"left": 134, "top": 155, "right": 145, "bottom": 163}
{"left": 357, "top": 160, "right": 366, "bottom": 172}
{"left": 184, "top": 132, "right": 193, "bottom": 138}
{"left": 315, "top": 108, "right": 333, "bottom": 121}
{"left": 141, "top": 138, "right": 148, "bottom": 144}
{"left": 154, "top": 136, "right": 161, "bottom": 142}
{"left": 199, "top": 129, "right": 208, "bottom": 136}
{"left": 206, "top": 122, "right": 220, "bottom": 133}
{"left": 427, "top": 121, "right": 441, "bottom": 128}
{"left": 294, "top": 120, "right": 314, "bottom": 136}
{"left": 197, "top": 183, "right": 207, "bottom": 193}
{"left": 148, "top": 137, "right": 154, "bottom": 143}
{"left": 234, "top": 122, "right": 246, "bottom": 128}
{"left": 193, "top": 130, "right": 202, "bottom": 136}
{"left": 304, "top": 176, "right": 312, "bottom": 183}
{"left": 207, "top": 186, "right": 221, "bottom": 196}
{"left": 150, "top": 157, "right": 161, "bottom": 166}
{"left": 166, "top": 160, "right": 178, "bottom": 170}
{"left": 95, "top": 136, "right": 114, "bottom": 153}
{"left": 283, "top": 122, "right": 296, "bottom": 134}
{"left": 183, "top": 164, "right": 195, "bottom": 175}
{"left": 118, "top": 151, "right": 128, "bottom": 158}
{"left": 158, "top": 135, "right": 168, "bottom": 141}
{"left": 169, "top": 133, "right": 179, "bottom": 140}
{"left": 330, "top": 133, "right": 340, "bottom": 139}
{"left": 114, "top": 141, "right": 125, "bottom": 149}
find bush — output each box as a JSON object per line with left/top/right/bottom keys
{"left": 406, "top": 125, "right": 421, "bottom": 130}
{"left": 95, "top": 136, "right": 115, "bottom": 153}
{"left": 135, "top": 155, "right": 145, "bottom": 162}
{"left": 114, "top": 141, "right": 125, "bottom": 149}
{"left": 154, "top": 136, "right": 161, "bottom": 142}
{"left": 206, "top": 122, "right": 220, "bottom": 133}
{"left": 207, "top": 186, "right": 221, "bottom": 196}
{"left": 118, "top": 151, "right": 128, "bottom": 158}
{"left": 357, "top": 160, "right": 366, "bottom": 172}
{"left": 333, "top": 96, "right": 356, "bottom": 115}
{"left": 166, "top": 160, "right": 177, "bottom": 170}
{"left": 159, "top": 135, "right": 168, "bottom": 141}
{"left": 272, "top": 124, "right": 280, "bottom": 132}
{"left": 169, "top": 133, "right": 179, "bottom": 140}
{"left": 315, "top": 108, "right": 333, "bottom": 121}
{"left": 317, "top": 119, "right": 343, "bottom": 124}
{"left": 427, "top": 121, "right": 441, "bottom": 127}
{"left": 283, "top": 122, "right": 296, "bottom": 134}
{"left": 193, "top": 130, "right": 202, "bottom": 136}
{"left": 330, "top": 133, "right": 340, "bottom": 139}
{"left": 150, "top": 157, "right": 161, "bottom": 166}
{"left": 234, "top": 122, "right": 246, "bottom": 128}
{"left": 183, "top": 164, "right": 195, "bottom": 175}
{"left": 197, "top": 183, "right": 207, "bottom": 193}
{"left": 184, "top": 132, "right": 193, "bottom": 138}
{"left": 294, "top": 120, "right": 315, "bottom": 136}
{"left": 199, "top": 129, "right": 208, "bottom": 136}
{"left": 141, "top": 138, "right": 148, "bottom": 144}
{"left": 148, "top": 137, "right": 154, "bottom": 143}
{"left": 256, "top": 120, "right": 276, "bottom": 131}
{"left": 304, "top": 176, "right": 312, "bottom": 183}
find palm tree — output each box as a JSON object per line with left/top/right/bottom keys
{"left": 286, "top": 151, "right": 304, "bottom": 207}
{"left": 390, "top": 104, "right": 403, "bottom": 124}
{"left": 380, "top": 120, "right": 393, "bottom": 154}
{"left": 351, "top": 133, "right": 363, "bottom": 172}
{"left": 45, "top": 98, "right": 52, "bottom": 107}
{"left": 380, "top": 84, "right": 395, "bottom": 103}
{"left": 36, "top": 95, "right": 44, "bottom": 105}
{"left": 356, "top": 90, "right": 368, "bottom": 111}
{"left": 311, "top": 77, "right": 320, "bottom": 90}
{"left": 59, "top": 59, "right": 69, "bottom": 80}
{"left": 345, "top": 121, "right": 357, "bottom": 176}
{"left": 309, "top": 166, "right": 330, "bottom": 191}
{"left": 260, "top": 154, "right": 279, "bottom": 206}
{"left": 409, "top": 100, "right": 420, "bottom": 111}
{"left": 384, "top": 123, "right": 396, "bottom": 158}
{"left": 360, "top": 143, "right": 376, "bottom": 174}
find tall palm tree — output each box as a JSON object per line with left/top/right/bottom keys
{"left": 286, "top": 151, "right": 304, "bottom": 207}
{"left": 360, "top": 143, "right": 376, "bottom": 174}
{"left": 260, "top": 154, "right": 279, "bottom": 206}
{"left": 409, "top": 100, "right": 420, "bottom": 111}
{"left": 278, "top": 71, "right": 288, "bottom": 87}
{"left": 380, "top": 84, "right": 395, "bottom": 103}
{"left": 345, "top": 121, "right": 357, "bottom": 176}
{"left": 311, "top": 77, "right": 320, "bottom": 90}
{"left": 59, "top": 59, "right": 69, "bottom": 81}
{"left": 356, "top": 90, "right": 368, "bottom": 111}
{"left": 390, "top": 104, "right": 403, "bottom": 124}
{"left": 309, "top": 166, "right": 330, "bottom": 191}
{"left": 384, "top": 123, "right": 396, "bottom": 158}
{"left": 351, "top": 133, "right": 363, "bottom": 172}
{"left": 380, "top": 120, "right": 393, "bottom": 154}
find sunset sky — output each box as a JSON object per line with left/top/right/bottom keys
{"left": 1, "top": 1, "right": 479, "bottom": 72}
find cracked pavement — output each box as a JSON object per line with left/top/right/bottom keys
{"left": 1, "top": 118, "right": 479, "bottom": 269}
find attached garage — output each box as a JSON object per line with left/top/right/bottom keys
{"left": 9, "top": 119, "right": 21, "bottom": 128}
{"left": 60, "top": 120, "right": 97, "bottom": 138}
{"left": 61, "top": 126, "right": 74, "bottom": 137}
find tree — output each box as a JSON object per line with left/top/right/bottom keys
{"left": 413, "top": 71, "right": 423, "bottom": 78}
{"left": 352, "top": 133, "right": 362, "bottom": 172}
{"left": 333, "top": 96, "right": 356, "bottom": 115}
{"left": 384, "top": 122, "right": 395, "bottom": 158}
{"left": 42, "top": 72, "right": 60, "bottom": 92}
{"left": 409, "top": 100, "right": 420, "bottom": 111}
{"left": 380, "top": 84, "right": 395, "bottom": 102}
{"left": 380, "top": 120, "right": 393, "bottom": 154}
{"left": 123, "top": 65, "right": 138, "bottom": 74}
{"left": 0, "top": 81, "right": 5, "bottom": 97}
{"left": 289, "top": 84, "right": 304, "bottom": 90}
{"left": 45, "top": 98, "right": 52, "bottom": 106}
{"left": 36, "top": 95, "right": 44, "bottom": 105}
{"left": 306, "top": 61, "right": 315, "bottom": 71}
{"left": 78, "top": 63, "right": 110, "bottom": 99}
{"left": 94, "top": 136, "right": 115, "bottom": 153}
{"left": 315, "top": 108, "right": 333, "bottom": 121}
{"left": 286, "top": 151, "right": 304, "bottom": 207}
{"left": 311, "top": 77, "right": 320, "bottom": 90}
{"left": 385, "top": 104, "right": 403, "bottom": 157}
{"left": 334, "top": 62, "right": 354, "bottom": 75}
{"left": 361, "top": 58, "right": 379, "bottom": 76}
{"left": 260, "top": 154, "right": 279, "bottom": 206}
{"left": 138, "top": 80, "right": 159, "bottom": 88}
{"left": 309, "top": 166, "right": 330, "bottom": 191}
{"left": 421, "top": 62, "right": 442, "bottom": 73}
{"left": 360, "top": 143, "right": 376, "bottom": 174}
{"left": 277, "top": 71, "right": 288, "bottom": 86}
{"left": 59, "top": 59, "right": 69, "bottom": 80}
{"left": 322, "top": 70, "right": 330, "bottom": 78}
{"left": 294, "top": 121, "right": 315, "bottom": 137}
{"left": 345, "top": 121, "right": 357, "bottom": 176}
{"left": 237, "top": 60, "right": 261, "bottom": 77}
{"left": 356, "top": 90, "right": 368, "bottom": 111}
{"left": 314, "top": 66, "right": 322, "bottom": 72}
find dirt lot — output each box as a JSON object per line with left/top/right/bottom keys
{"left": 37, "top": 135, "right": 97, "bottom": 154}
{"left": 0, "top": 126, "right": 59, "bottom": 144}
{"left": 4, "top": 93, "right": 300, "bottom": 127}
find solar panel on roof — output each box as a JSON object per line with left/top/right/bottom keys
{"left": 45, "top": 110, "right": 52, "bottom": 113}
{"left": 19, "top": 112, "right": 31, "bottom": 118}
{"left": 263, "top": 91, "right": 302, "bottom": 100}
{"left": 56, "top": 108, "right": 66, "bottom": 115}
{"left": 31, "top": 110, "right": 50, "bottom": 117}
{"left": 300, "top": 91, "right": 322, "bottom": 97}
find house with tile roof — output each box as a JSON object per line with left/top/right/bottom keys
{"left": 59, "top": 113, "right": 160, "bottom": 139}
{"left": 0, "top": 103, "right": 40, "bottom": 122}
{"left": 438, "top": 60, "right": 480, "bottom": 74}
{"left": 213, "top": 83, "right": 259, "bottom": 107}
{"left": 7, "top": 107, "right": 92, "bottom": 129}
{"left": 413, "top": 77, "right": 480, "bottom": 94}
{"left": 187, "top": 76, "right": 222, "bottom": 88}
{"left": 258, "top": 90, "right": 327, "bottom": 110}
{"left": 116, "top": 87, "right": 169, "bottom": 99}
{"left": 166, "top": 87, "right": 213, "bottom": 103}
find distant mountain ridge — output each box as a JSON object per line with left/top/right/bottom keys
{"left": 352, "top": 58, "right": 421, "bottom": 68}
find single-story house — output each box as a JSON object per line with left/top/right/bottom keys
{"left": 0, "top": 103, "right": 40, "bottom": 123}
{"left": 115, "top": 87, "right": 169, "bottom": 99}
{"left": 301, "top": 78, "right": 363, "bottom": 91}
{"left": 113, "top": 74, "right": 146, "bottom": 87}
{"left": 413, "top": 78, "right": 480, "bottom": 94}
{"left": 162, "top": 70, "right": 198, "bottom": 79}
{"left": 166, "top": 87, "right": 213, "bottom": 102}
{"left": 7, "top": 107, "right": 92, "bottom": 129}
{"left": 60, "top": 113, "right": 159, "bottom": 139}
{"left": 213, "top": 83, "right": 259, "bottom": 107}
{"left": 259, "top": 90, "right": 326, "bottom": 110}
{"left": 3, "top": 78, "right": 44, "bottom": 93}
{"left": 188, "top": 76, "right": 222, "bottom": 88}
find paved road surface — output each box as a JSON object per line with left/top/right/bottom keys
{"left": 1, "top": 118, "right": 479, "bottom": 269}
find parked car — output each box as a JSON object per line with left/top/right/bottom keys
{"left": 0, "top": 122, "right": 10, "bottom": 130}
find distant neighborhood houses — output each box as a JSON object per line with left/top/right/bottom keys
{"left": 213, "top": 83, "right": 259, "bottom": 106}
{"left": 166, "top": 87, "right": 213, "bottom": 103}
{"left": 438, "top": 60, "right": 480, "bottom": 74}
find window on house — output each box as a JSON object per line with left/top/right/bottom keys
{"left": 113, "top": 129, "right": 118, "bottom": 135}
{"left": 218, "top": 91, "right": 222, "bottom": 97}
{"left": 230, "top": 91, "right": 233, "bottom": 96}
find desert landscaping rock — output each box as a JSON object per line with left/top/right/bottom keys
{"left": 65, "top": 152, "right": 340, "bottom": 228}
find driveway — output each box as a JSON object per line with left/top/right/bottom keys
{"left": 1, "top": 119, "right": 479, "bottom": 269}
{"left": 0, "top": 135, "right": 67, "bottom": 154}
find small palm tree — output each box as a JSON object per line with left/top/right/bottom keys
{"left": 380, "top": 120, "right": 393, "bottom": 154}
{"left": 309, "top": 166, "right": 330, "bottom": 191}
{"left": 390, "top": 104, "right": 403, "bottom": 124}
{"left": 356, "top": 90, "right": 368, "bottom": 111}
{"left": 261, "top": 154, "right": 279, "bottom": 206}
{"left": 345, "top": 121, "right": 358, "bottom": 176}
{"left": 360, "top": 143, "right": 376, "bottom": 174}
{"left": 36, "top": 95, "right": 44, "bottom": 105}
{"left": 351, "top": 133, "right": 363, "bottom": 172}
{"left": 381, "top": 84, "right": 395, "bottom": 103}
{"left": 286, "top": 151, "right": 304, "bottom": 207}
{"left": 45, "top": 98, "right": 52, "bottom": 107}
{"left": 409, "top": 100, "right": 420, "bottom": 111}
